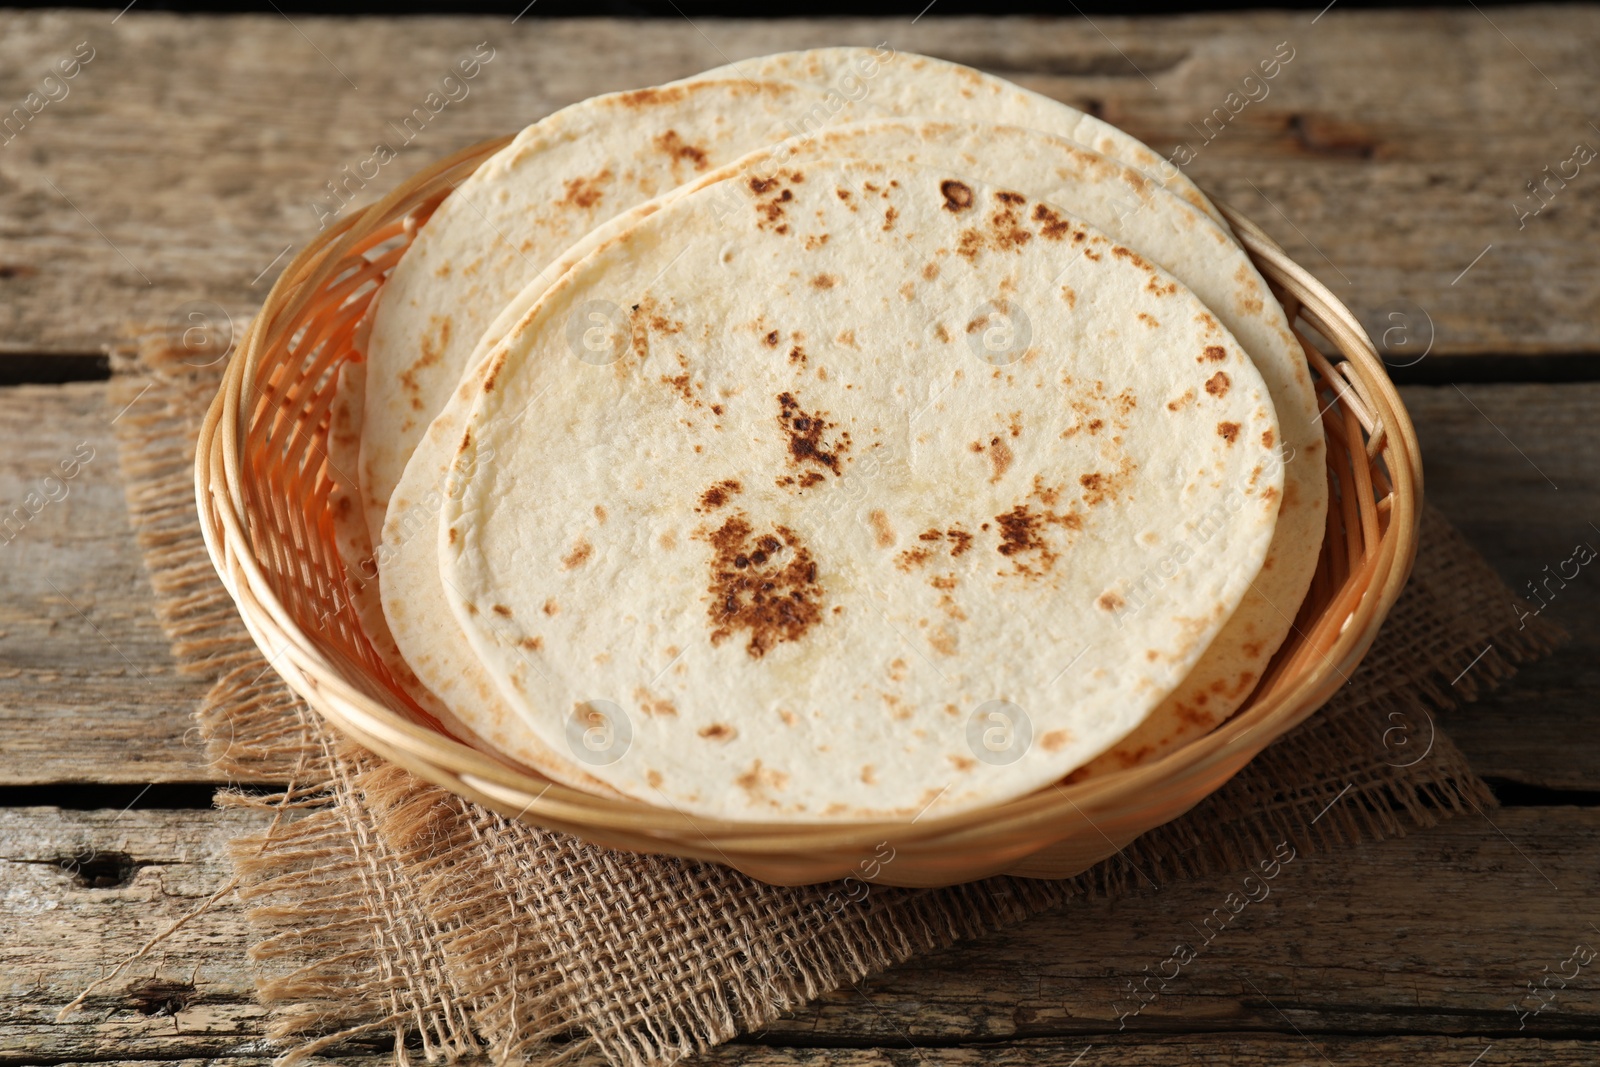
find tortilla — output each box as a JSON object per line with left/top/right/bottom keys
{"left": 690, "top": 47, "right": 1226, "bottom": 228}
{"left": 387, "top": 119, "right": 1323, "bottom": 784}
{"left": 438, "top": 159, "right": 1284, "bottom": 821}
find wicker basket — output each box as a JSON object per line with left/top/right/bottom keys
{"left": 194, "top": 136, "right": 1420, "bottom": 888}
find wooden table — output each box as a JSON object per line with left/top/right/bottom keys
{"left": 3, "top": 8, "right": 1598, "bottom": 1065}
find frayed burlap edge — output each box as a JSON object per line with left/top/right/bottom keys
{"left": 109, "top": 334, "right": 1566, "bottom": 1067}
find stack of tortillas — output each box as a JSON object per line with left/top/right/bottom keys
{"left": 335, "top": 48, "right": 1327, "bottom": 824}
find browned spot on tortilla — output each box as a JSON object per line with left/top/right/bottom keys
{"left": 804, "top": 233, "right": 829, "bottom": 251}
{"left": 812, "top": 273, "right": 837, "bottom": 289}
{"left": 789, "top": 344, "right": 806, "bottom": 365}
{"left": 1205, "top": 371, "right": 1230, "bottom": 397}
{"left": 764, "top": 330, "right": 780, "bottom": 347}
{"left": 542, "top": 599, "right": 558, "bottom": 616}
{"left": 1201, "top": 345, "right": 1228, "bottom": 362}
{"left": 616, "top": 85, "right": 688, "bottom": 108}
{"left": 593, "top": 504, "right": 607, "bottom": 523}
{"left": 935, "top": 323, "right": 952, "bottom": 343}
{"left": 518, "top": 636, "right": 543, "bottom": 651}
{"left": 868, "top": 509, "right": 895, "bottom": 548}
{"left": 1111, "top": 245, "right": 1154, "bottom": 273}
{"left": 928, "top": 624, "right": 958, "bottom": 656}
{"left": 699, "top": 479, "right": 741, "bottom": 511}
{"left": 1167, "top": 388, "right": 1196, "bottom": 412}
{"left": 492, "top": 604, "right": 512, "bottom": 617}
{"left": 653, "top": 129, "right": 709, "bottom": 169}
{"left": 922, "top": 261, "right": 940, "bottom": 281}
{"left": 1032, "top": 203, "right": 1071, "bottom": 240}
{"left": 948, "top": 754, "right": 976, "bottom": 771}
{"left": 1217, "top": 421, "right": 1242, "bottom": 444}
{"left": 1040, "top": 729, "right": 1071, "bottom": 753}
{"left": 860, "top": 765, "right": 878, "bottom": 785}
{"left": 660, "top": 528, "right": 678, "bottom": 550}
{"left": 835, "top": 187, "right": 851, "bottom": 201}
{"left": 735, "top": 759, "right": 790, "bottom": 797}
{"left": 630, "top": 690, "right": 676, "bottom": 721}
{"left": 1137, "top": 312, "right": 1159, "bottom": 328}
{"left": 646, "top": 769, "right": 663, "bottom": 788}
{"left": 940, "top": 179, "right": 974, "bottom": 212}
{"left": 996, "top": 190, "right": 1026, "bottom": 205}
{"left": 704, "top": 514, "right": 823, "bottom": 658}
{"left": 882, "top": 205, "right": 898, "bottom": 231}
{"left": 562, "top": 539, "right": 593, "bottom": 569}
{"left": 1097, "top": 591, "right": 1125, "bottom": 612}
{"left": 895, "top": 546, "right": 932, "bottom": 570}
{"left": 1262, "top": 428, "right": 1276, "bottom": 448}
{"left": 985, "top": 436, "right": 1012, "bottom": 482}
{"left": 558, "top": 169, "right": 611, "bottom": 210}
{"left": 698, "top": 723, "right": 737, "bottom": 741}
{"left": 777, "top": 392, "right": 848, "bottom": 477}
{"left": 1147, "top": 277, "right": 1179, "bottom": 297}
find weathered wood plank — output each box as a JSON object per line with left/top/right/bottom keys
{"left": 24, "top": 1038, "right": 1600, "bottom": 1067}
{"left": 0, "top": 9, "right": 1596, "bottom": 356}
{"left": 5, "top": 805, "right": 1599, "bottom": 1063}
{"left": 1400, "top": 383, "right": 1600, "bottom": 793}
{"left": 3, "top": 378, "right": 1594, "bottom": 789}
{"left": 0, "top": 382, "right": 216, "bottom": 786}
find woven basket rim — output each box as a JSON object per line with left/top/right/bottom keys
{"left": 193, "top": 134, "right": 1420, "bottom": 883}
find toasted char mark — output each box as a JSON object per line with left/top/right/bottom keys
{"left": 882, "top": 205, "right": 898, "bottom": 231}
{"left": 518, "top": 636, "right": 543, "bottom": 651}
{"left": 562, "top": 539, "right": 593, "bottom": 569}
{"left": 542, "top": 599, "right": 559, "bottom": 616}
{"left": 940, "top": 179, "right": 974, "bottom": 212}
{"left": 804, "top": 233, "right": 830, "bottom": 251}
{"left": 558, "top": 169, "right": 612, "bottom": 210}
{"left": 1097, "top": 591, "right": 1125, "bottom": 612}
{"left": 1167, "top": 388, "right": 1196, "bottom": 412}
{"left": 1217, "top": 421, "right": 1242, "bottom": 444}
{"left": 1137, "top": 312, "right": 1160, "bottom": 328}
{"left": 593, "top": 504, "right": 607, "bottom": 523}
{"left": 812, "top": 273, "right": 837, "bottom": 289}
{"left": 492, "top": 604, "right": 512, "bottom": 617}
{"left": 1110, "top": 245, "right": 1154, "bottom": 273}
{"left": 922, "top": 260, "right": 940, "bottom": 281}
{"left": 764, "top": 330, "right": 781, "bottom": 347}
{"left": 646, "top": 769, "right": 663, "bottom": 788}
{"left": 777, "top": 392, "right": 848, "bottom": 476}
{"left": 1040, "top": 729, "right": 1071, "bottom": 753}
{"left": 699, "top": 723, "right": 737, "bottom": 741}
{"left": 996, "top": 190, "right": 1027, "bottom": 205}
{"left": 1201, "top": 344, "right": 1228, "bottom": 362}
{"left": 698, "top": 478, "right": 742, "bottom": 511}
{"left": 1205, "top": 371, "right": 1231, "bottom": 397}
{"left": 1262, "top": 428, "right": 1276, "bottom": 448}
{"left": 928, "top": 624, "right": 958, "bottom": 656}
{"left": 703, "top": 514, "right": 824, "bottom": 658}
{"left": 860, "top": 765, "right": 877, "bottom": 785}
{"left": 652, "top": 129, "right": 709, "bottom": 169}
{"left": 1147, "top": 277, "right": 1180, "bottom": 297}
{"left": 868, "top": 508, "right": 895, "bottom": 548}
{"left": 1032, "top": 202, "right": 1071, "bottom": 240}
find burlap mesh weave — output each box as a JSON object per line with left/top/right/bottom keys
{"left": 110, "top": 334, "right": 1565, "bottom": 1066}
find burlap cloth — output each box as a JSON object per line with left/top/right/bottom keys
{"left": 109, "top": 335, "right": 1563, "bottom": 1066}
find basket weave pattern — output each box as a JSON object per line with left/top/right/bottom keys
{"left": 195, "top": 137, "right": 1420, "bottom": 887}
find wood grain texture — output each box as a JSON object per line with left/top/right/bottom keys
{"left": 2, "top": 377, "right": 1594, "bottom": 790}
{"left": 0, "top": 8, "right": 1596, "bottom": 357}
{"left": 4, "top": 806, "right": 1597, "bottom": 1063}
{"left": 0, "top": 382, "right": 215, "bottom": 786}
